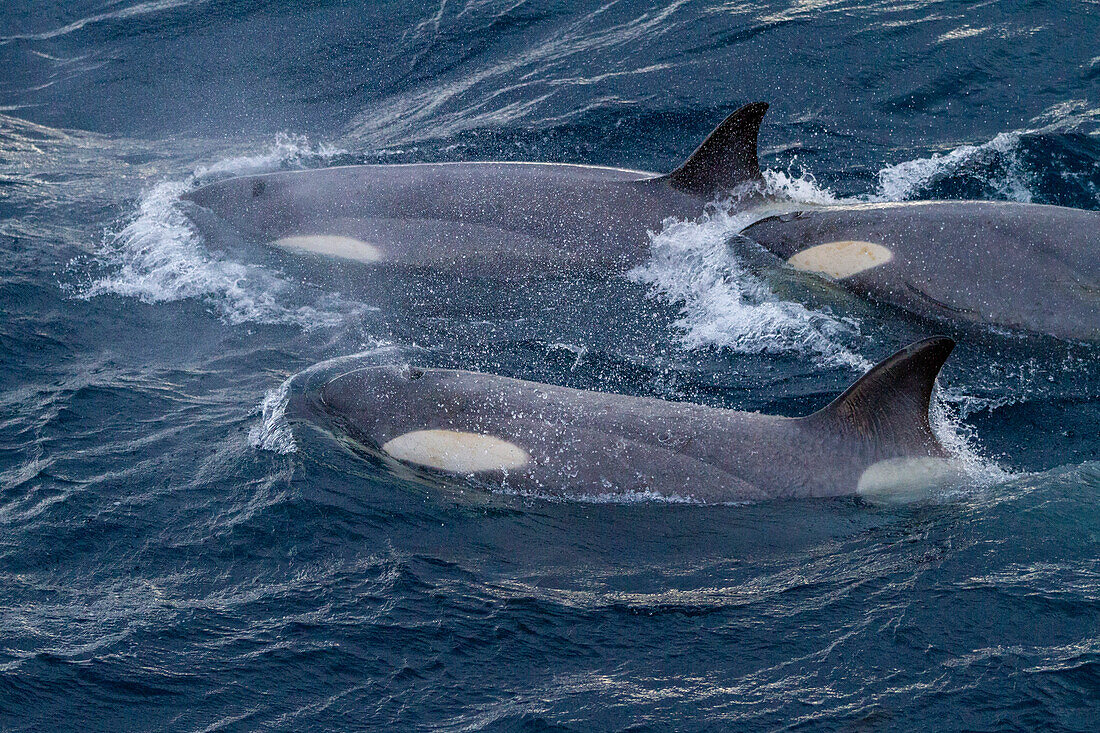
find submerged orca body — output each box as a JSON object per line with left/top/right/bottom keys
{"left": 292, "top": 338, "right": 961, "bottom": 503}
{"left": 183, "top": 103, "right": 1099, "bottom": 340}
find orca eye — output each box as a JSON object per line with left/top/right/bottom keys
{"left": 251, "top": 180, "right": 266, "bottom": 197}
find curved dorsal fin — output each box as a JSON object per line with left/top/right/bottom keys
{"left": 666, "top": 102, "right": 769, "bottom": 196}
{"left": 802, "top": 337, "right": 956, "bottom": 455}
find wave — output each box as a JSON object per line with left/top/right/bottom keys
{"left": 248, "top": 378, "right": 297, "bottom": 455}
{"left": 248, "top": 344, "right": 408, "bottom": 455}
{"left": 874, "top": 131, "right": 1033, "bottom": 202}
{"left": 344, "top": 1, "right": 693, "bottom": 147}
{"left": 192, "top": 132, "right": 347, "bottom": 181}
{"left": 872, "top": 102, "right": 1100, "bottom": 205}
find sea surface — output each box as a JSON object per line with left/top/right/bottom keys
{"left": 2, "top": 1, "right": 1099, "bottom": 730}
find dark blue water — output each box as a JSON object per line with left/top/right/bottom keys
{"left": 2, "top": 2, "right": 1099, "bottom": 730}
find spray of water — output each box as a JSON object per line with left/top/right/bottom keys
{"left": 248, "top": 378, "right": 298, "bottom": 455}
{"left": 629, "top": 170, "right": 868, "bottom": 370}
{"left": 248, "top": 344, "right": 407, "bottom": 455}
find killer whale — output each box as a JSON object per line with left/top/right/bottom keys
{"left": 182, "top": 103, "right": 770, "bottom": 277}
{"left": 182, "top": 104, "right": 1099, "bottom": 340}
{"left": 740, "top": 201, "right": 1099, "bottom": 341}
{"left": 291, "top": 337, "right": 964, "bottom": 503}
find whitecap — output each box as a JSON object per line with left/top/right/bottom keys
{"left": 248, "top": 379, "right": 297, "bottom": 455}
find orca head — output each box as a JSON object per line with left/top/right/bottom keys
{"left": 181, "top": 172, "right": 292, "bottom": 230}
{"left": 319, "top": 364, "right": 426, "bottom": 420}
{"left": 318, "top": 366, "right": 532, "bottom": 474}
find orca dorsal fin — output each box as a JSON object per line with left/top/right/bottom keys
{"left": 666, "top": 102, "right": 769, "bottom": 196}
{"left": 802, "top": 337, "right": 956, "bottom": 454}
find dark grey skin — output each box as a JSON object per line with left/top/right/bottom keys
{"left": 297, "top": 338, "right": 956, "bottom": 503}
{"left": 185, "top": 161, "right": 706, "bottom": 276}
{"left": 183, "top": 102, "right": 1100, "bottom": 340}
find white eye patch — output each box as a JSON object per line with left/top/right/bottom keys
{"left": 271, "top": 235, "right": 384, "bottom": 263}
{"left": 787, "top": 240, "right": 892, "bottom": 279}
{"left": 382, "top": 429, "right": 529, "bottom": 473}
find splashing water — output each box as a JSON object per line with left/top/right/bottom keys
{"left": 249, "top": 378, "right": 298, "bottom": 455}
{"left": 78, "top": 136, "right": 369, "bottom": 329}
{"left": 629, "top": 171, "right": 867, "bottom": 370}
{"left": 929, "top": 387, "right": 1013, "bottom": 491}
{"left": 249, "top": 343, "right": 407, "bottom": 455}
{"left": 874, "top": 131, "right": 1033, "bottom": 202}
{"left": 629, "top": 168, "right": 1017, "bottom": 482}
{"left": 761, "top": 168, "right": 841, "bottom": 206}
{"left": 193, "top": 132, "right": 347, "bottom": 181}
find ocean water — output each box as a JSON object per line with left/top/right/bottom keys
{"left": 2, "top": 1, "right": 1099, "bottom": 730}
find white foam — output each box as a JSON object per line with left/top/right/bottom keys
{"left": 193, "top": 133, "right": 346, "bottom": 181}
{"left": 629, "top": 172, "right": 868, "bottom": 370}
{"left": 762, "top": 168, "right": 841, "bottom": 206}
{"left": 873, "top": 101, "right": 1100, "bottom": 204}
{"left": 557, "top": 488, "right": 709, "bottom": 505}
